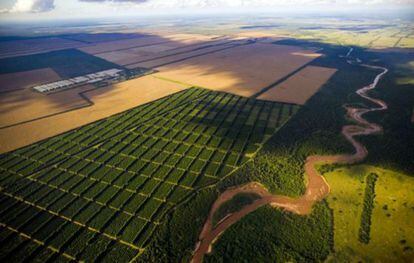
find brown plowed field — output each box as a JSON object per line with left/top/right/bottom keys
{"left": 79, "top": 33, "right": 215, "bottom": 55}
{"left": 97, "top": 38, "right": 232, "bottom": 66}
{"left": 126, "top": 40, "right": 241, "bottom": 69}
{"left": 257, "top": 66, "right": 337, "bottom": 105}
{"left": 0, "top": 68, "right": 61, "bottom": 92}
{"left": 153, "top": 43, "right": 321, "bottom": 97}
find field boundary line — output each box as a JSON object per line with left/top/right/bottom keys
{"left": 91, "top": 40, "right": 175, "bottom": 55}
{"left": 123, "top": 88, "right": 232, "bottom": 231}
{"left": 123, "top": 39, "right": 240, "bottom": 67}
{"left": 0, "top": 223, "right": 78, "bottom": 261}
{"left": 0, "top": 190, "right": 142, "bottom": 251}
{"left": 131, "top": 40, "right": 255, "bottom": 69}
{"left": 2, "top": 89, "right": 210, "bottom": 176}
{"left": 169, "top": 101, "right": 298, "bottom": 213}
{"left": 127, "top": 84, "right": 241, "bottom": 257}
{"left": 152, "top": 91, "right": 265, "bottom": 225}
{"left": 252, "top": 50, "right": 324, "bottom": 99}
{"left": 0, "top": 69, "right": 156, "bottom": 130}
{"left": 93, "top": 37, "right": 230, "bottom": 57}
{"left": 1, "top": 168, "right": 163, "bottom": 223}
{"left": 152, "top": 75, "right": 195, "bottom": 87}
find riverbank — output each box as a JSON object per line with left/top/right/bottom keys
{"left": 192, "top": 48, "right": 389, "bottom": 262}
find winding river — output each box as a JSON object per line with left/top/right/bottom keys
{"left": 191, "top": 48, "right": 389, "bottom": 263}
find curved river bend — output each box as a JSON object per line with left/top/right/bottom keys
{"left": 191, "top": 48, "right": 389, "bottom": 263}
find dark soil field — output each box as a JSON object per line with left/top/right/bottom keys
{"left": 0, "top": 49, "right": 122, "bottom": 78}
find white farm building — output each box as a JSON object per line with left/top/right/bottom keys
{"left": 33, "top": 68, "right": 124, "bottom": 93}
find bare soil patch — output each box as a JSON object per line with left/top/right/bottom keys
{"left": 0, "top": 76, "right": 189, "bottom": 153}
{"left": 257, "top": 66, "right": 337, "bottom": 105}
{"left": 0, "top": 68, "right": 61, "bottom": 92}
{"left": 153, "top": 43, "right": 321, "bottom": 97}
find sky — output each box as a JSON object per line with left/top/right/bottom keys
{"left": 0, "top": 0, "right": 413, "bottom": 21}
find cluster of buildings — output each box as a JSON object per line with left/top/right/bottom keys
{"left": 33, "top": 68, "right": 125, "bottom": 93}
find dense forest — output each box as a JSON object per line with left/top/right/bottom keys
{"left": 140, "top": 40, "right": 413, "bottom": 262}
{"left": 358, "top": 172, "right": 378, "bottom": 244}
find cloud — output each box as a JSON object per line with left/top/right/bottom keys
{"left": 79, "top": 0, "right": 149, "bottom": 2}
{"left": 3, "top": 0, "right": 413, "bottom": 14}
{"left": 88, "top": 0, "right": 414, "bottom": 9}
{"left": 77, "top": 0, "right": 414, "bottom": 7}
{"left": 9, "top": 0, "right": 55, "bottom": 13}
{"left": 139, "top": 0, "right": 414, "bottom": 8}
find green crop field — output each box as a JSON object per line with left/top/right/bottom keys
{"left": 0, "top": 87, "right": 299, "bottom": 261}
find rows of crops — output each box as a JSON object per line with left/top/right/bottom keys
{"left": 0, "top": 87, "right": 299, "bottom": 261}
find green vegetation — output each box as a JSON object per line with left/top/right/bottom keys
{"left": 139, "top": 188, "right": 219, "bottom": 262}
{"left": 205, "top": 203, "right": 332, "bottom": 262}
{"left": 212, "top": 192, "right": 261, "bottom": 226}
{"left": 1, "top": 35, "right": 412, "bottom": 262}
{"left": 355, "top": 50, "right": 414, "bottom": 173}
{"left": 0, "top": 49, "right": 122, "bottom": 78}
{"left": 325, "top": 165, "right": 414, "bottom": 262}
{"left": 194, "top": 42, "right": 361, "bottom": 261}
{"left": 358, "top": 172, "right": 378, "bottom": 244}
{"left": 0, "top": 87, "right": 296, "bottom": 261}
{"left": 141, "top": 39, "right": 414, "bottom": 262}
{"left": 274, "top": 24, "right": 413, "bottom": 49}
{"left": 140, "top": 42, "right": 359, "bottom": 261}
{"left": 219, "top": 151, "right": 306, "bottom": 197}
{"left": 218, "top": 40, "right": 375, "bottom": 199}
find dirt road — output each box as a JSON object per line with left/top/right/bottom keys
{"left": 191, "top": 48, "right": 388, "bottom": 263}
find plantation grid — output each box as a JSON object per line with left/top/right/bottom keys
{"left": 0, "top": 87, "right": 299, "bottom": 262}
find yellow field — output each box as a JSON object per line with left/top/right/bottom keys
{"left": 0, "top": 75, "right": 190, "bottom": 153}
{"left": 398, "top": 37, "right": 414, "bottom": 48}
{"left": 325, "top": 165, "right": 414, "bottom": 262}
{"left": 0, "top": 84, "right": 92, "bottom": 128}
{"left": 372, "top": 36, "right": 400, "bottom": 48}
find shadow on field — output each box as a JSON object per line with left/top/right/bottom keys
{"left": 0, "top": 31, "right": 324, "bottom": 128}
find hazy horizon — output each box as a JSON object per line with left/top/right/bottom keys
{"left": 1, "top": 0, "right": 413, "bottom": 23}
